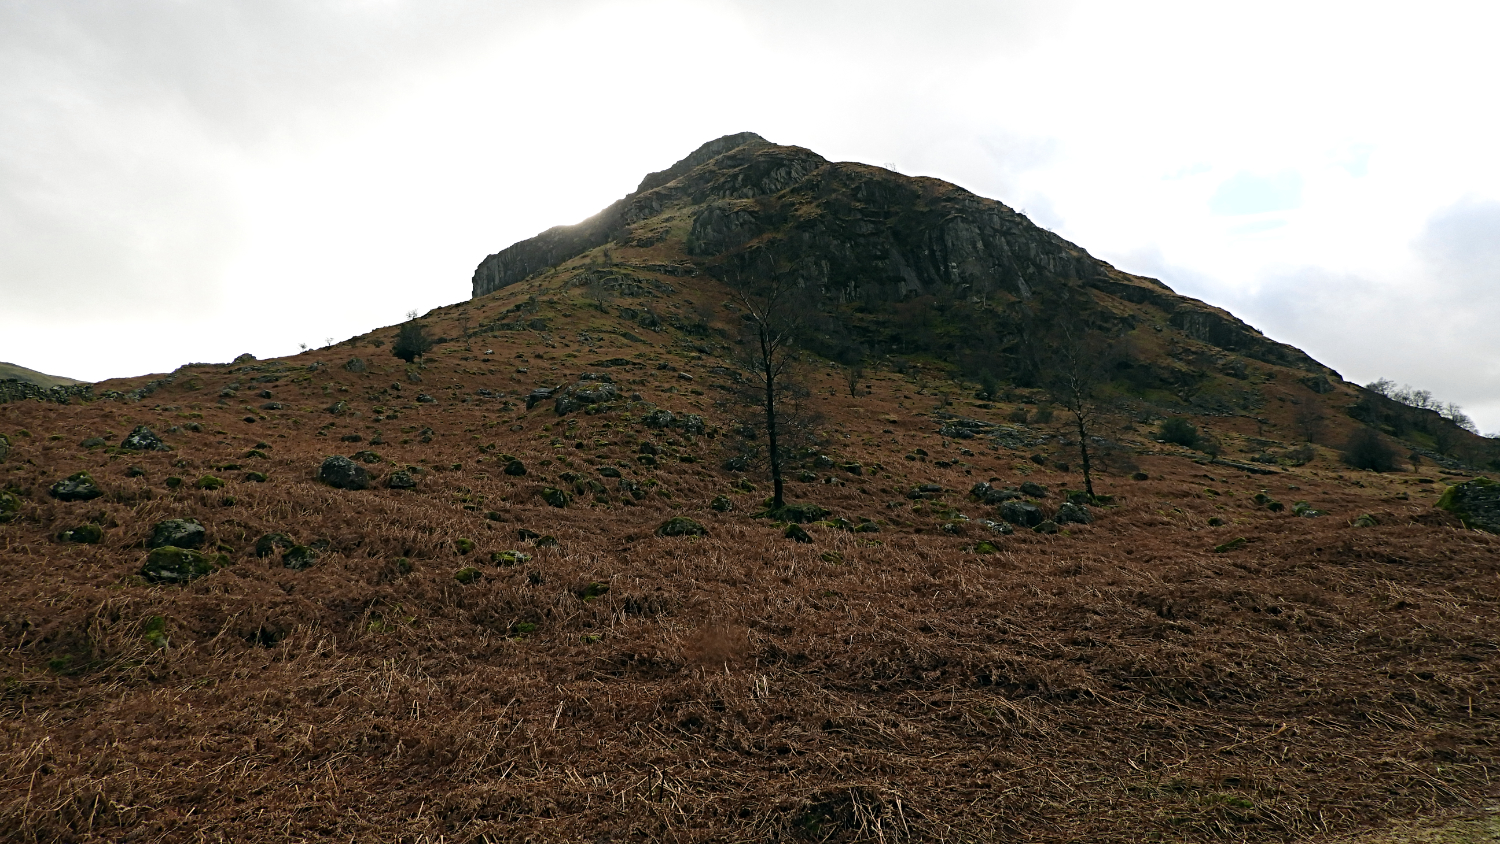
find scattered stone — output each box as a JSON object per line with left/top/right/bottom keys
{"left": 1351, "top": 514, "right": 1379, "bottom": 528}
{"left": 711, "top": 495, "right": 734, "bottom": 512}
{"left": 722, "top": 456, "right": 749, "bottom": 472}
{"left": 352, "top": 450, "right": 382, "bottom": 464}
{"left": 148, "top": 518, "right": 206, "bottom": 550}
{"left": 1054, "top": 502, "right": 1092, "bottom": 525}
{"left": 50, "top": 471, "right": 103, "bottom": 502}
{"left": 318, "top": 456, "right": 369, "bottom": 490}
{"left": 0, "top": 433, "right": 9, "bottom": 462}
{"left": 1207, "top": 516, "right": 1226, "bottom": 526}
{"left": 282, "top": 545, "right": 319, "bottom": 570}
{"left": 59, "top": 524, "right": 103, "bottom": 544}
{"left": 1252, "top": 492, "right": 1285, "bottom": 512}
{"left": 341, "top": 433, "right": 363, "bottom": 443}
{"left": 637, "top": 454, "right": 658, "bottom": 468}
{"left": 841, "top": 462, "right": 863, "bottom": 476}
{"left": 598, "top": 466, "right": 622, "bottom": 478}
{"left": 854, "top": 520, "right": 882, "bottom": 533}
{"left": 79, "top": 436, "right": 107, "bottom": 449}
{"left": 387, "top": 470, "right": 417, "bottom": 489}
{"left": 540, "top": 487, "right": 571, "bottom": 508}
{"left": 260, "top": 402, "right": 283, "bottom": 410}
{"left": 503, "top": 459, "right": 527, "bottom": 476}
{"left": 165, "top": 476, "right": 183, "bottom": 489}
{"left": 999, "top": 500, "right": 1044, "bottom": 528}
{"left": 1131, "top": 472, "right": 1149, "bottom": 481}
{"left": 245, "top": 471, "right": 269, "bottom": 483}
{"left": 326, "top": 401, "right": 349, "bottom": 415}
{"left": 784, "top": 523, "right": 813, "bottom": 543}
{"left": 812, "top": 455, "right": 836, "bottom": 469}
{"left": 195, "top": 475, "right": 225, "bottom": 490}
{"left": 1019, "top": 481, "right": 1048, "bottom": 498}
{"left": 679, "top": 414, "right": 706, "bottom": 435}
{"left": 976, "top": 519, "right": 1012, "bottom": 535}
{"left": 255, "top": 533, "right": 293, "bottom": 558}
{"left": 764, "top": 502, "right": 831, "bottom": 523}
{"left": 343, "top": 357, "right": 367, "bottom": 373}
{"left": 417, "top": 394, "right": 435, "bottom": 403}
{"left": 619, "top": 479, "right": 645, "bottom": 499}
{"left": 973, "top": 540, "right": 1000, "bottom": 554}
{"left": 125, "top": 465, "right": 147, "bottom": 478}
{"left": 536, "top": 534, "right": 559, "bottom": 547}
{"left": 454, "top": 566, "right": 481, "bottom": 584}
{"left": 1435, "top": 478, "right": 1500, "bottom": 533}
{"left": 142, "top": 547, "right": 218, "bottom": 584}
{"left": 657, "top": 516, "right": 707, "bottom": 537}
{"left": 1033, "top": 520, "right": 1060, "bottom": 535}
{"left": 1214, "top": 537, "right": 1249, "bottom": 553}
{"left": 969, "top": 482, "right": 1022, "bottom": 505}
{"left": 798, "top": 470, "right": 817, "bottom": 483}
{"left": 525, "top": 386, "right": 556, "bottom": 410}
{"left": 454, "top": 538, "right": 475, "bottom": 554}
{"left": 120, "top": 425, "right": 171, "bottom": 452}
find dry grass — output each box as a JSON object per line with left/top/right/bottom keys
{"left": 2, "top": 277, "right": 1498, "bottom": 842}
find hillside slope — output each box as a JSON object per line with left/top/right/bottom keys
{"left": 1, "top": 136, "right": 1498, "bottom": 843}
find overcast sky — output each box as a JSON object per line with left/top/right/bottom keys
{"left": 2, "top": 1, "right": 1497, "bottom": 432}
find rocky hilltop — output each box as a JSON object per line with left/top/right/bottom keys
{"left": 474, "top": 133, "right": 1329, "bottom": 379}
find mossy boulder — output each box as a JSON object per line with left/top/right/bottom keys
{"left": 454, "top": 537, "right": 476, "bottom": 554}
{"left": 503, "top": 459, "right": 527, "bottom": 476}
{"left": 387, "top": 470, "right": 417, "bottom": 490}
{"left": 454, "top": 566, "right": 482, "bottom": 584}
{"left": 656, "top": 516, "right": 707, "bottom": 537}
{"left": 0, "top": 490, "right": 21, "bottom": 523}
{"left": 1054, "top": 502, "right": 1092, "bottom": 525}
{"left": 50, "top": 471, "right": 103, "bottom": 502}
{"left": 195, "top": 475, "right": 225, "bottom": 490}
{"left": 1033, "top": 520, "right": 1060, "bottom": 535}
{"left": 244, "top": 471, "right": 269, "bottom": 483}
{"left": 59, "top": 523, "right": 104, "bottom": 544}
{"left": 282, "top": 545, "right": 319, "bottom": 570}
{"left": 784, "top": 523, "right": 813, "bottom": 543}
{"left": 540, "top": 487, "right": 571, "bottom": 508}
{"left": 973, "top": 540, "right": 1000, "bottom": 554}
{"left": 492, "top": 550, "right": 531, "bottom": 566}
{"left": 142, "top": 547, "right": 218, "bottom": 584}
{"left": 710, "top": 495, "right": 734, "bottom": 512}
{"left": 1436, "top": 477, "right": 1500, "bottom": 533}
{"left": 0, "top": 432, "right": 10, "bottom": 462}
{"left": 1351, "top": 514, "right": 1379, "bottom": 528}
{"left": 999, "top": 500, "right": 1044, "bottom": 528}
{"left": 148, "top": 518, "right": 206, "bottom": 550}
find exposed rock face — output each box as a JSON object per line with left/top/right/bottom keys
{"left": 470, "top": 133, "right": 1337, "bottom": 379}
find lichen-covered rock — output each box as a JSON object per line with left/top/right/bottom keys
{"left": 784, "top": 523, "right": 812, "bottom": 543}
{"left": 598, "top": 466, "right": 622, "bottom": 478}
{"left": 656, "top": 516, "right": 707, "bottom": 537}
{"left": 540, "top": 487, "right": 571, "bottom": 508}
{"left": 1033, "top": 520, "right": 1060, "bottom": 535}
{"left": 1436, "top": 477, "right": 1500, "bottom": 534}
{"left": 710, "top": 495, "right": 734, "bottom": 512}
{"left": 50, "top": 471, "right": 103, "bottom": 502}
{"left": 195, "top": 475, "right": 225, "bottom": 490}
{"left": 142, "top": 547, "right": 217, "bottom": 584}
{"left": 254, "top": 533, "right": 293, "bottom": 557}
{"left": 999, "top": 500, "right": 1044, "bottom": 528}
{"left": 454, "top": 566, "right": 481, "bottom": 584}
{"left": 59, "top": 524, "right": 103, "bottom": 544}
{"left": 679, "top": 414, "right": 705, "bottom": 435}
{"left": 1019, "top": 481, "right": 1048, "bottom": 498}
{"left": 492, "top": 550, "right": 531, "bottom": 566}
{"left": 148, "top": 518, "right": 206, "bottom": 550}
{"left": 387, "top": 470, "right": 417, "bottom": 489}
{"left": 318, "top": 456, "right": 369, "bottom": 490}
{"left": 0, "top": 490, "right": 21, "bottom": 523}
{"left": 525, "top": 387, "right": 555, "bottom": 410}
{"left": 343, "top": 357, "right": 367, "bottom": 373}
{"left": 121, "top": 425, "right": 171, "bottom": 452}
{"left": 326, "top": 400, "right": 349, "bottom": 415}
{"left": 1054, "top": 502, "right": 1092, "bottom": 525}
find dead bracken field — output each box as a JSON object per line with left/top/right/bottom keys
{"left": 3, "top": 300, "right": 1498, "bottom": 844}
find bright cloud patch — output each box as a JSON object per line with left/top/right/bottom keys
{"left": 1208, "top": 170, "right": 1303, "bottom": 215}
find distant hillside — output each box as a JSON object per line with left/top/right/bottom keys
{"left": 0, "top": 360, "right": 86, "bottom": 389}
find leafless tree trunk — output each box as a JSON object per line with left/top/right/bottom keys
{"left": 730, "top": 276, "right": 805, "bottom": 510}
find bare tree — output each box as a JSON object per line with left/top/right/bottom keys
{"left": 729, "top": 274, "right": 806, "bottom": 511}
{"left": 1039, "top": 318, "right": 1116, "bottom": 499}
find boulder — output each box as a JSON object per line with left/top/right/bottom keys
{"left": 503, "top": 459, "right": 527, "bottom": 476}
{"left": 121, "top": 425, "right": 171, "bottom": 452}
{"left": 540, "top": 487, "right": 571, "bottom": 508}
{"left": 554, "top": 379, "right": 620, "bottom": 415}
{"left": 1436, "top": 477, "right": 1500, "bottom": 534}
{"left": 679, "top": 414, "right": 706, "bottom": 435}
{"left": 999, "top": 500, "right": 1044, "bottom": 528}
{"left": 148, "top": 518, "right": 206, "bottom": 550}
{"left": 318, "top": 456, "right": 369, "bottom": 490}
{"left": 59, "top": 524, "right": 103, "bottom": 544}
{"left": 525, "top": 386, "right": 556, "bottom": 409}
{"left": 1033, "top": 520, "right": 1060, "bottom": 535}
{"left": 254, "top": 532, "right": 294, "bottom": 557}
{"left": 282, "top": 545, "right": 319, "bottom": 570}
{"left": 141, "top": 547, "right": 217, "bottom": 584}
{"left": 711, "top": 495, "right": 734, "bottom": 512}
{"left": 656, "top": 516, "right": 707, "bottom": 537}
{"left": 784, "top": 523, "right": 813, "bottom": 543}
{"left": 352, "top": 450, "right": 382, "bottom": 464}
{"left": 1019, "top": 481, "right": 1048, "bottom": 498}
{"left": 1054, "top": 502, "right": 1092, "bottom": 525}
{"left": 343, "top": 357, "right": 367, "bottom": 373}
{"left": 0, "top": 432, "right": 9, "bottom": 462}
{"left": 50, "top": 471, "right": 103, "bottom": 502}
{"left": 598, "top": 466, "right": 622, "bottom": 478}
{"left": 387, "top": 470, "right": 417, "bottom": 490}
{"left": 0, "top": 490, "right": 21, "bottom": 523}
{"left": 642, "top": 409, "right": 675, "bottom": 428}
